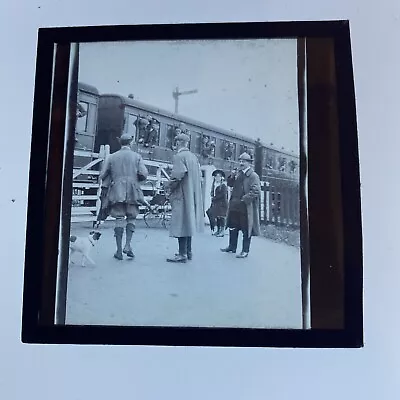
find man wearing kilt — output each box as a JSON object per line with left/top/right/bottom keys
{"left": 221, "top": 152, "right": 261, "bottom": 258}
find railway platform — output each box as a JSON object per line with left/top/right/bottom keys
{"left": 65, "top": 220, "right": 302, "bottom": 329}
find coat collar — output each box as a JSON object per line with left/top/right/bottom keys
{"left": 177, "top": 147, "right": 189, "bottom": 153}
{"left": 242, "top": 167, "right": 254, "bottom": 177}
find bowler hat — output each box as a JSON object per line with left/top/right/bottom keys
{"left": 239, "top": 152, "right": 252, "bottom": 161}
{"left": 212, "top": 169, "right": 225, "bottom": 178}
{"left": 175, "top": 133, "right": 190, "bottom": 143}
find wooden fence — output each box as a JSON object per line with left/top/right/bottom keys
{"left": 71, "top": 145, "right": 172, "bottom": 224}
{"left": 71, "top": 145, "right": 109, "bottom": 223}
{"left": 259, "top": 178, "right": 300, "bottom": 228}
{"left": 71, "top": 149, "right": 299, "bottom": 229}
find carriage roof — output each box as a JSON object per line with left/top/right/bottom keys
{"left": 101, "top": 93, "right": 255, "bottom": 142}
{"left": 78, "top": 82, "right": 100, "bottom": 95}
{"left": 100, "top": 92, "right": 299, "bottom": 159}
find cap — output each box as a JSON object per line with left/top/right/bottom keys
{"left": 139, "top": 117, "right": 149, "bottom": 125}
{"left": 119, "top": 134, "right": 133, "bottom": 143}
{"left": 239, "top": 152, "right": 252, "bottom": 161}
{"left": 175, "top": 133, "right": 190, "bottom": 143}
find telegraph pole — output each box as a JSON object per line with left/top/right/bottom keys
{"left": 172, "top": 86, "right": 198, "bottom": 114}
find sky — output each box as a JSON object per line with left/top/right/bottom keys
{"left": 78, "top": 38, "right": 300, "bottom": 153}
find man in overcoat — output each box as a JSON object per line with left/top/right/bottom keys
{"left": 221, "top": 152, "right": 261, "bottom": 258}
{"left": 99, "top": 134, "right": 148, "bottom": 260}
{"left": 165, "top": 133, "right": 204, "bottom": 263}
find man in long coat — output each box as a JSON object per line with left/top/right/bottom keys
{"left": 99, "top": 134, "right": 148, "bottom": 260}
{"left": 221, "top": 152, "right": 261, "bottom": 258}
{"left": 165, "top": 133, "right": 204, "bottom": 263}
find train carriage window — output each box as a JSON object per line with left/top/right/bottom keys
{"left": 278, "top": 156, "right": 287, "bottom": 172}
{"left": 265, "top": 150, "right": 276, "bottom": 170}
{"left": 239, "top": 144, "right": 254, "bottom": 159}
{"left": 124, "top": 113, "right": 138, "bottom": 139}
{"left": 266, "top": 157, "right": 273, "bottom": 169}
{"left": 134, "top": 115, "right": 160, "bottom": 147}
{"left": 166, "top": 124, "right": 177, "bottom": 149}
{"left": 74, "top": 133, "right": 94, "bottom": 151}
{"left": 145, "top": 118, "right": 160, "bottom": 147}
{"left": 289, "top": 160, "right": 297, "bottom": 174}
{"left": 221, "top": 140, "right": 236, "bottom": 160}
{"left": 76, "top": 101, "right": 89, "bottom": 132}
{"left": 136, "top": 115, "right": 150, "bottom": 143}
{"left": 248, "top": 147, "right": 255, "bottom": 159}
{"left": 201, "top": 134, "right": 216, "bottom": 158}
{"left": 194, "top": 132, "right": 202, "bottom": 153}
{"left": 166, "top": 124, "right": 190, "bottom": 150}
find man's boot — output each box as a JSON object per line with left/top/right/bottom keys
{"left": 123, "top": 223, "right": 135, "bottom": 258}
{"left": 167, "top": 237, "right": 187, "bottom": 262}
{"left": 114, "top": 227, "right": 124, "bottom": 260}
{"left": 220, "top": 228, "right": 238, "bottom": 253}
{"left": 186, "top": 236, "right": 192, "bottom": 260}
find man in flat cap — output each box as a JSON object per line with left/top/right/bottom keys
{"left": 100, "top": 134, "right": 148, "bottom": 260}
{"left": 165, "top": 132, "right": 204, "bottom": 262}
{"left": 221, "top": 152, "right": 261, "bottom": 258}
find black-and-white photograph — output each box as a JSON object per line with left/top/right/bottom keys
{"left": 62, "top": 38, "right": 303, "bottom": 329}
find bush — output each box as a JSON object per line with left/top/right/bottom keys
{"left": 260, "top": 223, "right": 300, "bottom": 248}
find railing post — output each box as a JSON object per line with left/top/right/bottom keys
{"left": 95, "top": 145, "right": 105, "bottom": 219}
{"left": 156, "top": 165, "right": 162, "bottom": 192}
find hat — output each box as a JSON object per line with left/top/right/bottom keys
{"left": 239, "top": 152, "right": 252, "bottom": 161}
{"left": 175, "top": 133, "right": 190, "bottom": 143}
{"left": 212, "top": 169, "right": 225, "bottom": 178}
{"left": 139, "top": 117, "right": 149, "bottom": 125}
{"left": 119, "top": 134, "right": 133, "bottom": 144}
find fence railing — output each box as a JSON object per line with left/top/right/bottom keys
{"left": 71, "top": 145, "right": 172, "bottom": 224}
{"left": 71, "top": 148, "right": 299, "bottom": 229}
{"left": 259, "top": 179, "right": 300, "bottom": 228}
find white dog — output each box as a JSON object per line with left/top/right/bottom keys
{"left": 69, "top": 230, "right": 102, "bottom": 267}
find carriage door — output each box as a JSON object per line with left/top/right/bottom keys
{"left": 71, "top": 90, "right": 100, "bottom": 223}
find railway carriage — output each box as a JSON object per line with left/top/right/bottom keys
{"left": 71, "top": 83, "right": 101, "bottom": 222}
{"left": 74, "top": 82, "right": 99, "bottom": 169}
{"left": 93, "top": 92, "right": 299, "bottom": 179}
{"left": 72, "top": 83, "right": 300, "bottom": 227}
